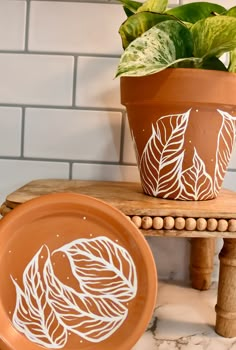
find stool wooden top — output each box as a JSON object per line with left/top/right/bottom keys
{"left": 2, "top": 179, "right": 236, "bottom": 238}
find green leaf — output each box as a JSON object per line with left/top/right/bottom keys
{"left": 137, "top": 0, "right": 168, "bottom": 13}
{"left": 198, "top": 56, "right": 228, "bottom": 71}
{"left": 166, "top": 2, "right": 226, "bottom": 23}
{"left": 191, "top": 16, "right": 236, "bottom": 58}
{"left": 116, "top": 20, "right": 197, "bottom": 77}
{"left": 229, "top": 49, "right": 236, "bottom": 72}
{"left": 173, "top": 56, "right": 227, "bottom": 71}
{"left": 118, "top": 0, "right": 142, "bottom": 16}
{"left": 119, "top": 12, "right": 178, "bottom": 49}
{"left": 225, "top": 9, "right": 236, "bottom": 72}
{"left": 123, "top": 6, "right": 135, "bottom": 17}
{"left": 226, "top": 6, "right": 236, "bottom": 17}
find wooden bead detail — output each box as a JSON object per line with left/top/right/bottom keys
{"left": 153, "top": 217, "right": 164, "bottom": 229}
{"left": 175, "top": 217, "right": 185, "bottom": 230}
{"left": 196, "top": 218, "right": 207, "bottom": 231}
{"left": 141, "top": 216, "right": 153, "bottom": 229}
{"left": 186, "top": 218, "right": 197, "bottom": 231}
{"left": 128, "top": 215, "right": 236, "bottom": 233}
{"left": 131, "top": 215, "right": 142, "bottom": 228}
{"left": 228, "top": 219, "right": 236, "bottom": 232}
{"left": 207, "top": 218, "right": 218, "bottom": 232}
{"left": 164, "top": 216, "right": 175, "bottom": 230}
{"left": 217, "top": 219, "right": 228, "bottom": 232}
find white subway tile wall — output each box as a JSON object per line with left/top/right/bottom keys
{"left": 0, "top": 0, "right": 235, "bottom": 282}
{"left": 122, "top": 116, "right": 137, "bottom": 164}
{"left": 0, "top": 54, "right": 74, "bottom": 105}
{"left": 24, "top": 108, "right": 122, "bottom": 161}
{"left": 0, "top": 159, "right": 69, "bottom": 205}
{"left": 72, "top": 163, "right": 140, "bottom": 181}
{"left": 181, "top": 0, "right": 234, "bottom": 6}
{"left": 0, "top": 107, "right": 22, "bottom": 157}
{"left": 29, "top": 2, "right": 125, "bottom": 55}
{"left": 0, "top": 1, "right": 26, "bottom": 51}
{"left": 76, "top": 56, "right": 122, "bottom": 108}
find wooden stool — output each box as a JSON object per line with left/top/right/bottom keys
{"left": 1, "top": 179, "right": 236, "bottom": 338}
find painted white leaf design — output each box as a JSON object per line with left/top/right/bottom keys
{"left": 139, "top": 110, "right": 190, "bottom": 198}
{"left": 54, "top": 237, "right": 137, "bottom": 302}
{"left": 12, "top": 246, "right": 68, "bottom": 349}
{"left": 179, "top": 147, "right": 214, "bottom": 200}
{"left": 214, "top": 109, "right": 236, "bottom": 195}
{"left": 44, "top": 258, "right": 128, "bottom": 343}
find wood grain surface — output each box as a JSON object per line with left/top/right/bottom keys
{"left": 5, "top": 179, "right": 236, "bottom": 218}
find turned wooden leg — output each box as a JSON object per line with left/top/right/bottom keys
{"left": 190, "top": 238, "right": 216, "bottom": 290}
{"left": 216, "top": 238, "right": 236, "bottom": 337}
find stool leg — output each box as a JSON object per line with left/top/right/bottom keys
{"left": 190, "top": 238, "right": 215, "bottom": 290}
{"left": 216, "top": 238, "right": 236, "bottom": 337}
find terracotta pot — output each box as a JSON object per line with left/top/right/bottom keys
{"left": 121, "top": 68, "right": 236, "bottom": 201}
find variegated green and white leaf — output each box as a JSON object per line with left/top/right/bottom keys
{"left": 116, "top": 20, "right": 198, "bottom": 77}
{"left": 166, "top": 2, "right": 225, "bottom": 24}
{"left": 137, "top": 0, "right": 167, "bottom": 13}
{"left": 229, "top": 48, "right": 236, "bottom": 73}
{"left": 119, "top": 12, "right": 177, "bottom": 49}
{"left": 191, "top": 16, "right": 236, "bottom": 58}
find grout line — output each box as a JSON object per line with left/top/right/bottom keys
{"left": 23, "top": 0, "right": 122, "bottom": 4}
{"left": 0, "top": 50, "right": 121, "bottom": 59}
{"left": 119, "top": 111, "right": 126, "bottom": 163}
{"left": 21, "top": 107, "right": 26, "bottom": 157}
{"left": 0, "top": 155, "right": 138, "bottom": 168}
{"left": 72, "top": 56, "right": 78, "bottom": 107}
{"left": 24, "top": 0, "right": 31, "bottom": 51}
{"left": 0, "top": 103, "right": 124, "bottom": 113}
{"left": 0, "top": 156, "right": 127, "bottom": 165}
{"left": 69, "top": 162, "right": 73, "bottom": 179}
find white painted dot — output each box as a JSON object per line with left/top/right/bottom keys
{"left": 69, "top": 333, "right": 71, "bottom": 336}
{"left": 80, "top": 340, "right": 83, "bottom": 343}
{"left": 83, "top": 216, "right": 87, "bottom": 220}
{"left": 196, "top": 109, "right": 199, "bottom": 112}
{"left": 142, "top": 129, "right": 145, "bottom": 132}
{"left": 189, "top": 140, "right": 192, "bottom": 143}
{"left": 126, "top": 303, "right": 129, "bottom": 306}
{"left": 56, "top": 234, "right": 60, "bottom": 238}
{"left": 15, "top": 278, "right": 18, "bottom": 281}
{"left": 115, "top": 239, "right": 119, "bottom": 242}
{"left": 53, "top": 263, "right": 56, "bottom": 266}
{"left": 63, "top": 255, "right": 66, "bottom": 258}
{"left": 90, "top": 234, "right": 93, "bottom": 237}
{"left": 9, "top": 311, "right": 11, "bottom": 314}
{"left": 67, "top": 277, "right": 70, "bottom": 280}
{"left": 41, "top": 256, "right": 44, "bottom": 259}
{"left": 211, "top": 159, "right": 214, "bottom": 162}
{"left": 8, "top": 250, "right": 12, "bottom": 254}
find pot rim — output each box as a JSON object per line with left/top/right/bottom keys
{"left": 120, "top": 68, "right": 236, "bottom": 106}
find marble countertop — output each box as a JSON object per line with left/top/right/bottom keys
{"left": 133, "top": 281, "right": 236, "bottom": 350}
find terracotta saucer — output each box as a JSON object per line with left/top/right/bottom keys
{"left": 0, "top": 192, "right": 157, "bottom": 350}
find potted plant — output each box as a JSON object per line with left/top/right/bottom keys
{"left": 116, "top": 0, "right": 236, "bottom": 201}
